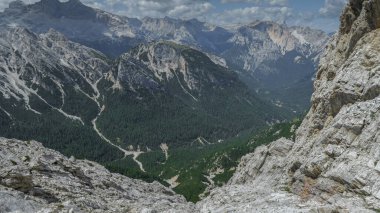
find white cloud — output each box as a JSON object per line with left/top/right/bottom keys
{"left": 81, "top": 0, "right": 213, "bottom": 20}
{"left": 221, "top": 0, "right": 288, "bottom": 6}
{"left": 209, "top": 6, "right": 292, "bottom": 26}
{"left": 0, "top": 0, "right": 347, "bottom": 32}
{"left": 0, "top": 0, "right": 213, "bottom": 20}
{"left": 319, "top": 0, "right": 347, "bottom": 18}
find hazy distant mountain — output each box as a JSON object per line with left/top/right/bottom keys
{"left": 222, "top": 21, "right": 329, "bottom": 112}
{"left": 0, "top": 0, "right": 231, "bottom": 57}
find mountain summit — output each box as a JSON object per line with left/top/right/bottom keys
{"left": 31, "top": 0, "right": 95, "bottom": 19}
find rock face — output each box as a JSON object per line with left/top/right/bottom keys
{"left": 198, "top": 0, "right": 380, "bottom": 212}
{"left": 113, "top": 41, "right": 239, "bottom": 92}
{"left": 0, "top": 138, "right": 194, "bottom": 212}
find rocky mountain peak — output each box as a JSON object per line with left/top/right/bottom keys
{"left": 31, "top": 0, "right": 95, "bottom": 19}
{"left": 34, "top": 0, "right": 61, "bottom": 9}
{"left": 114, "top": 41, "right": 236, "bottom": 93}
{"left": 8, "top": 0, "right": 25, "bottom": 9}
{"left": 248, "top": 20, "right": 281, "bottom": 30}
{"left": 4, "top": 0, "right": 27, "bottom": 14}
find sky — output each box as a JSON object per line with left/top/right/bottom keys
{"left": 1, "top": 0, "right": 348, "bottom": 32}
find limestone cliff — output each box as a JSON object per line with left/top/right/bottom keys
{"left": 198, "top": 0, "right": 380, "bottom": 212}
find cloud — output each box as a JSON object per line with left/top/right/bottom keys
{"left": 0, "top": 0, "right": 347, "bottom": 32}
{"left": 319, "top": 0, "right": 347, "bottom": 18}
{"left": 210, "top": 6, "right": 292, "bottom": 25}
{"left": 0, "top": 0, "right": 213, "bottom": 20}
{"left": 82, "top": 0, "right": 213, "bottom": 20}
{"left": 221, "top": 0, "right": 288, "bottom": 6}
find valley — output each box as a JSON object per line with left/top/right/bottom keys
{"left": 0, "top": 26, "right": 292, "bottom": 200}
{"left": 1, "top": 0, "right": 379, "bottom": 212}
{"left": 0, "top": 0, "right": 329, "bottom": 203}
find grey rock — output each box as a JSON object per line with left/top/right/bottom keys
{"left": 0, "top": 138, "right": 195, "bottom": 213}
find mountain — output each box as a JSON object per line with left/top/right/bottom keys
{"left": 0, "top": 25, "right": 288, "bottom": 199}
{"left": 95, "top": 40, "right": 285, "bottom": 150}
{"left": 0, "top": 0, "right": 335, "bottom": 205}
{"left": 0, "top": 27, "right": 123, "bottom": 162}
{"left": 0, "top": 0, "right": 231, "bottom": 57}
{"left": 0, "top": 0, "right": 144, "bottom": 57}
{"left": 0, "top": 0, "right": 329, "bottom": 113}
{"left": 0, "top": 26, "right": 277, "bottom": 151}
{"left": 222, "top": 21, "right": 329, "bottom": 112}
{"left": 198, "top": 0, "right": 380, "bottom": 211}
{"left": 1, "top": 1, "right": 378, "bottom": 209}
{"left": 140, "top": 17, "right": 233, "bottom": 54}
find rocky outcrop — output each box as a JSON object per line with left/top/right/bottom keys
{"left": 0, "top": 138, "right": 194, "bottom": 212}
{"left": 198, "top": 0, "right": 380, "bottom": 212}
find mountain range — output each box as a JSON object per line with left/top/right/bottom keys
{"left": 0, "top": 18, "right": 286, "bottom": 200}
{"left": 0, "top": 0, "right": 330, "bottom": 202}
{"left": 0, "top": 0, "right": 330, "bottom": 112}
{"left": 0, "top": 0, "right": 379, "bottom": 211}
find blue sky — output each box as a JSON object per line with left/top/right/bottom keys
{"left": 1, "top": 0, "right": 347, "bottom": 32}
